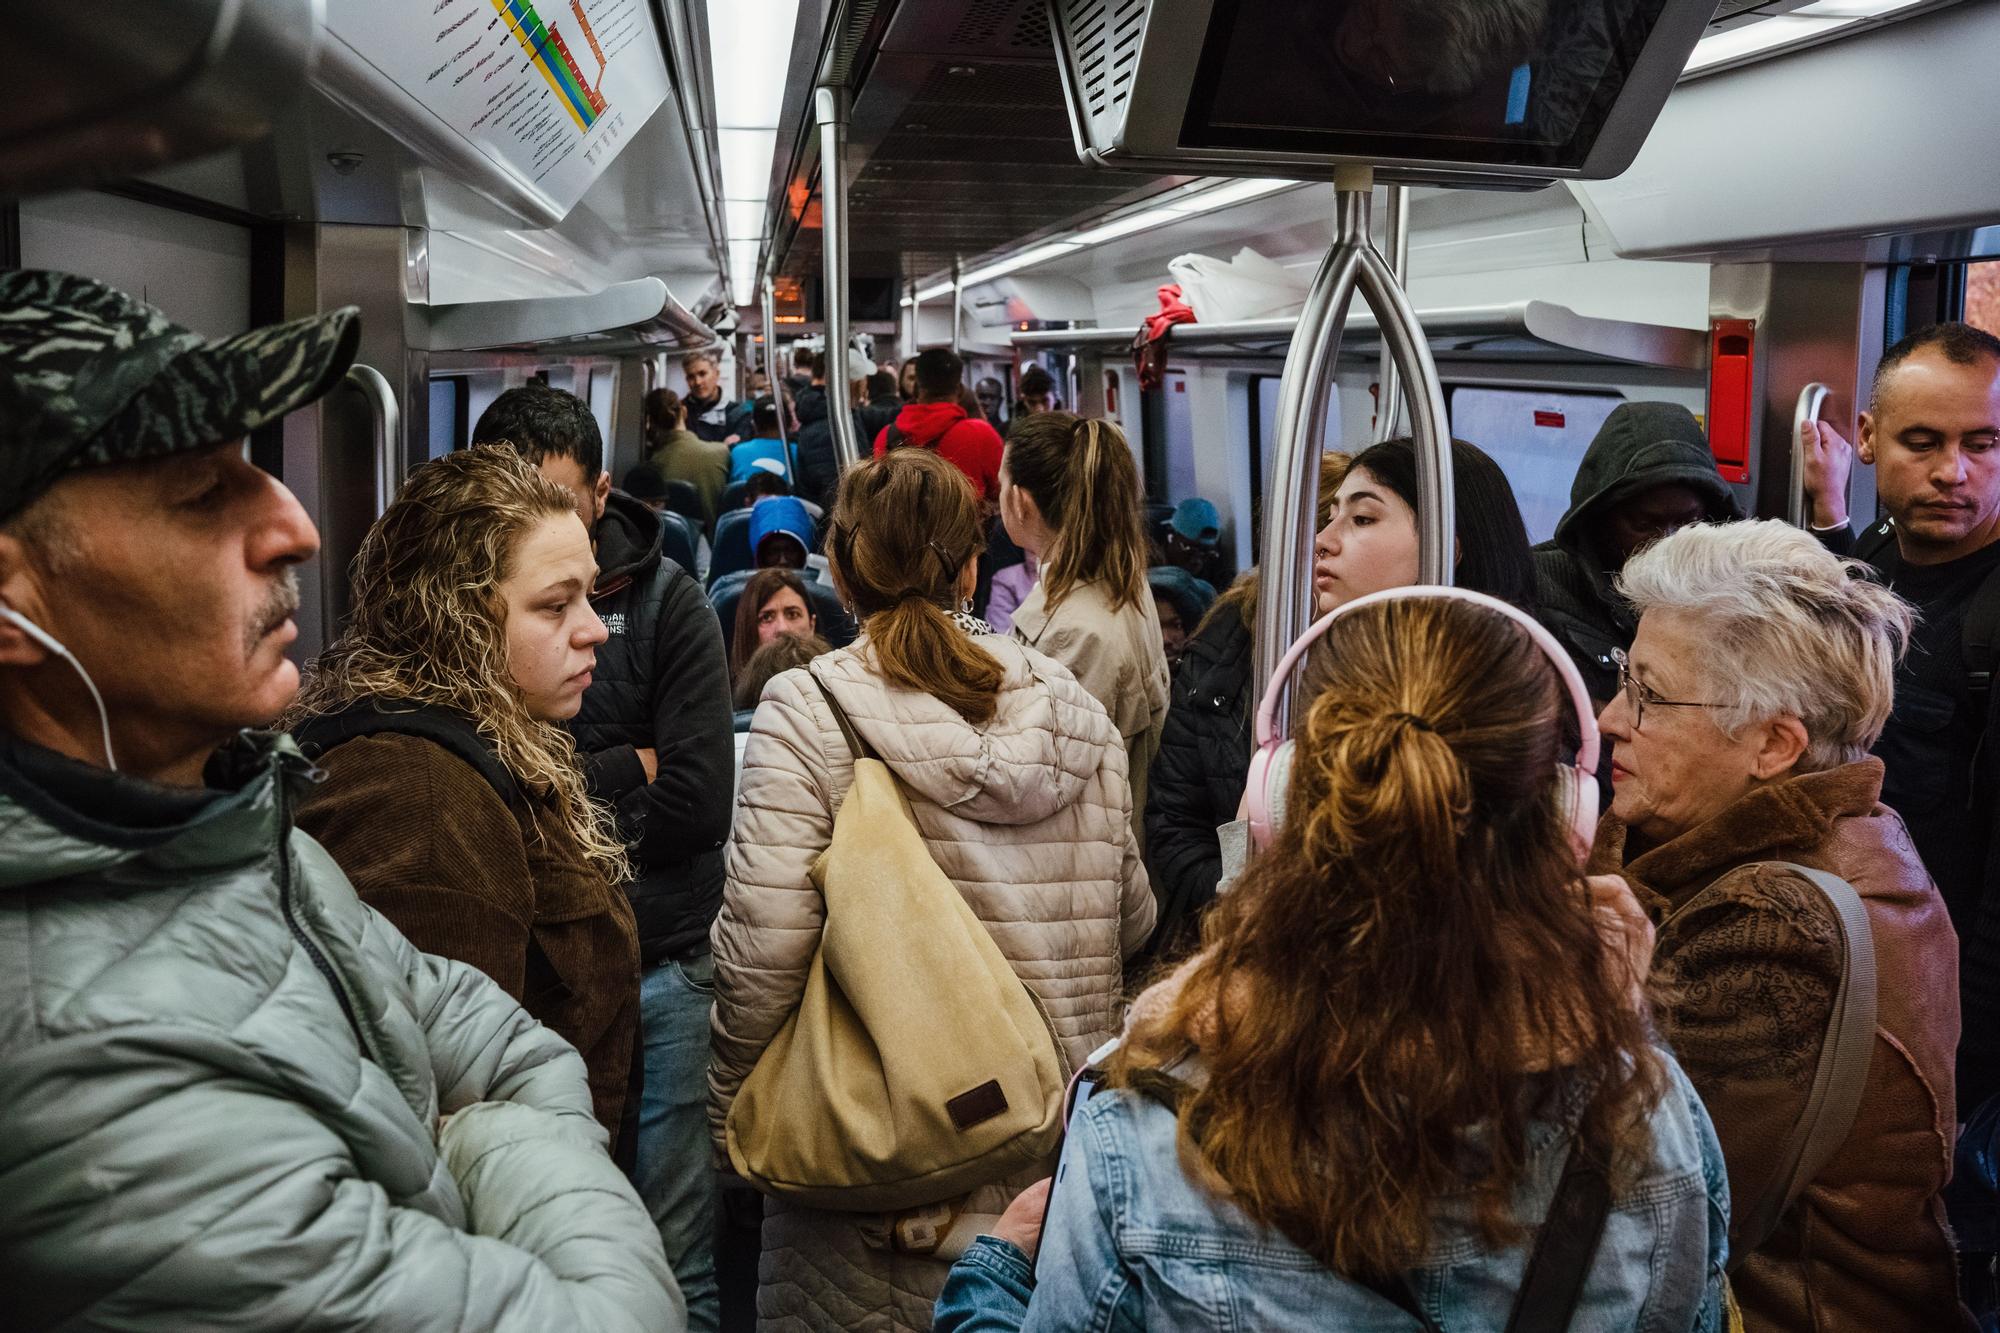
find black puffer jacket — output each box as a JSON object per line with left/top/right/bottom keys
{"left": 793, "top": 386, "right": 839, "bottom": 511}
{"left": 1532, "top": 402, "right": 1738, "bottom": 703}
{"left": 570, "top": 490, "right": 736, "bottom": 965}
{"left": 1142, "top": 595, "right": 1254, "bottom": 965}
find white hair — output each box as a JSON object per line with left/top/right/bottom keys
{"left": 1616, "top": 520, "right": 1914, "bottom": 773}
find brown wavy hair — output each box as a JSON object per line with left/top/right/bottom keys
{"left": 729, "top": 567, "right": 816, "bottom": 675}
{"left": 1113, "top": 597, "right": 1660, "bottom": 1277}
{"left": 1002, "top": 412, "right": 1148, "bottom": 611}
{"left": 828, "top": 449, "right": 1003, "bottom": 724}
{"left": 285, "top": 444, "right": 626, "bottom": 878}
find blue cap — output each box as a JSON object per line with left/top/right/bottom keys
{"left": 1170, "top": 497, "right": 1222, "bottom": 546}
{"left": 749, "top": 495, "right": 814, "bottom": 559}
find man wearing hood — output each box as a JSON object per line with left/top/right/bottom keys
{"left": 0, "top": 272, "right": 678, "bottom": 1330}
{"left": 476, "top": 386, "right": 733, "bottom": 1332}
{"left": 1533, "top": 402, "right": 1740, "bottom": 704}
{"left": 872, "top": 347, "right": 1005, "bottom": 502}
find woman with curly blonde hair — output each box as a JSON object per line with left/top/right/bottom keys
{"left": 287, "top": 444, "right": 641, "bottom": 1141}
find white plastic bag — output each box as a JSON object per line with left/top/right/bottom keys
{"left": 1168, "top": 247, "right": 1310, "bottom": 324}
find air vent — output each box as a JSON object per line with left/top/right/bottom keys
{"left": 950, "top": 0, "right": 1016, "bottom": 45}
{"left": 1011, "top": 6, "right": 1052, "bottom": 48}
{"left": 1063, "top": 0, "right": 1147, "bottom": 121}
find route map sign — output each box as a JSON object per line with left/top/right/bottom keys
{"left": 323, "top": 0, "right": 670, "bottom": 218}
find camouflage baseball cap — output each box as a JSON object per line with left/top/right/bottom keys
{"left": 0, "top": 269, "right": 360, "bottom": 521}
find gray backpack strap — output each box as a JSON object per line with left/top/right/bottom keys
{"left": 1731, "top": 862, "right": 1878, "bottom": 1263}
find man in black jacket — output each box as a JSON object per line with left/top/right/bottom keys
{"left": 1532, "top": 401, "right": 1739, "bottom": 705}
{"left": 474, "top": 385, "right": 732, "bottom": 1331}
{"left": 1800, "top": 321, "right": 2000, "bottom": 1118}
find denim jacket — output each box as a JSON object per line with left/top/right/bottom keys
{"left": 935, "top": 1051, "right": 1730, "bottom": 1332}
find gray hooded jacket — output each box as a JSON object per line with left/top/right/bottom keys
{"left": 1531, "top": 402, "right": 1738, "bottom": 702}
{"left": 0, "top": 731, "right": 682, "bottom": 1331}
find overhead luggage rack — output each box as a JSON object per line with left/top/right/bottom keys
{"left": 422, "top": 277, "right": 720, "bottom": 357}
{"left": 1010, "top": 300, "right": 1707, "bottom": 372}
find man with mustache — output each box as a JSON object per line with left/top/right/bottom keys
{"left": 0, "top": 271, "right": 679, "bottom": 1330}
{"left": 1802, "top": 320, "right": 2000, "bottom": 1120}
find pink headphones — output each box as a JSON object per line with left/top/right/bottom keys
{"left": 1244, "top": 585, "right": 1601, "bottom": 859}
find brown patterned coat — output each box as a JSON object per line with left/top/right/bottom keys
{"left": 1589, "top": 759, "right": 1970, "bottom": 1331}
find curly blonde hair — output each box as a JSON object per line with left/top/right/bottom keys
{"left": 286, "top": 444, "right": 626, "bottom": 878}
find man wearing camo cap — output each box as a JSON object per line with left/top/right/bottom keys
{"left": 0, "top": 271, "right": 681, "bottom": 1331}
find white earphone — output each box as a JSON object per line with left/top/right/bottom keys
{"left": 1, "top": 606, "right": 118, "bottom": 771}
{"left": 1244, "top": 585, "right": 1600, "bottom": 859}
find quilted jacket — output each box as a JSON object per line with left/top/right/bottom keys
{"left": 710, "top": 634, "right": 1155, "bottom": 1331}
{"left": 0, "top": 729, "right": 681, "bottom": 1332}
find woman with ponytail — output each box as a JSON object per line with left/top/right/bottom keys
{"left": 711, "top": 448, "right": 1156, "bottom": 1332}
{"left": 935, "top": 595, "right": 1730, "bottom": 1332}
{"left": 1001, "top": 413, "right": 1170, "bottom": 833}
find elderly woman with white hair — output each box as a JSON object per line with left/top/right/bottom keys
{"left": 1589, "top": 518, "right": 1969, "bottom": 1332}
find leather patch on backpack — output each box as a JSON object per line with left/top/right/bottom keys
{"left": 946, "top": 1080, "right": 1008, "bottom": 1131}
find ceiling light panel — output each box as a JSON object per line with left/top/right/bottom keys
{"left": 707, "top": 0, "right": 799, "bottom": 129}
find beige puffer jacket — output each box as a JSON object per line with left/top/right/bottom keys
{"left": 710, "top": 632, "right": 1155, "bottom": 1332}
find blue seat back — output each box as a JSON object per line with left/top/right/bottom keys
{"left": 709, "top": 509, "right": 753, "bottom": 586}
{"left": 657, "top": 510, "right": 699, "bottom": 575}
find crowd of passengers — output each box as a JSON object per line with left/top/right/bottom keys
{"left": 0, "top": 268, "right": 1996, "bottom": 1333}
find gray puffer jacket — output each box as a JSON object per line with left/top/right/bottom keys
{"left": 0, "top": 730, "right": 681, "bottom": 1332}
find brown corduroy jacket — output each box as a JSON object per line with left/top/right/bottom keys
{"left": 298, "top": 733, "right": 642, "bottom": 1137}
{"left": 1590, "top": 758, "right": 1970, "bottom": 1332}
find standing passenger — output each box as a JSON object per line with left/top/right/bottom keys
{"left": 875, "top": 348, "right": 1006, "bottom": 502}
{"left": 1593, "top": 520, "right": 1968, "bottom": 1330}
{"left": 682, "top": 351, "right": 739, "bottom": 444}
{"left": 1533, "top": 403, "right": 1738, "bottom": 705}
{"left": 475, "top": 386, "right": 737, "bottom": 1331}
{"left": 0, "top": 270, "right": 677, "bottom": 1330}
{"left": 712, "top": 449, "right": 1155, "bottom": 1332}
{"left": 935, "top": 593, "right": 1727, "bottom": 1332}
{"left": 645, "top": 387, "right": 730, "bottom": 526}
{"left": 1002, "top": 413, "right": 1170, "bottom": 836}
{"left": 288, "top": 447, "right": 640, "bottom": 1142}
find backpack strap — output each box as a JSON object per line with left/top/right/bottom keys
{"left": 1853, "top": 517, "right": 1899, "bottom": 567}
{"left": 1504, "top": 1148, "right": 1614, "bottom": 1332}
{"left": 292, "top": 700, "right": 520, "bottom": 807}
{"left": 1963, "top": 562, "right": 2000, "bottom": 722}
{"left": 1727, "top": 862, "right": 1878, "bottom": 1263}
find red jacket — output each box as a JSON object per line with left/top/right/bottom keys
{"left": 873, "top": 402, "right": 1004, "bottom": 501}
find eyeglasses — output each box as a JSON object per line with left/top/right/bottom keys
{"left": 1611, "top": 647, "right": 1728, "bottom": 730}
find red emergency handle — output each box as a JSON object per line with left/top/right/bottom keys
{"left": 1708, "top": 319, "right": 1755, "bottom": 484}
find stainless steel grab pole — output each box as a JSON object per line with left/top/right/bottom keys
{"left": 344, "top": 363, "right": 400, "bottom": 518}
{"left": 1789, "top": 381, "right": 1832, "bottom": 528}
{"left": 1373, "top": 184, "right": 1410, "bottom": 444}
{"left": 815, "top": 85, "right": 863, "bottom": 472}
{"left": 1253, "top": 168, "right": 1456, "bottom": 738}
{"left": 762, "top": 270, "right": 794, "bottom": 483}
{"left": 951, "top": 256, "right": 965, "bottom": 358}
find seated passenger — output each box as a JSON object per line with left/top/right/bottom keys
{"left": 0, "top": 272, "right": 676, "bottom": 1329}
{"left": 288, "top": 446, "right": 642, "bottom": 1145}
{"left": 1533, "top": 403, "right": 1738, "bottom": 705}
{"left": 478, "top": 385, "right": 736, "bottom": 1327}
{"left": 1162, "top": 495, "right": 1230, "bottom": 588}
{"left": 728, "top": 398, "right": 793, "bottom": 486}
{"left": 682, "top": 350, "right": 739, "bottom": 444}
{"left": 622, "top": 459, "right": 672, "bottom": 513}
{"left": 729, "top": 567, "right": 818, "bottom": 679}
{"left": 644, "top": 387, "right": 730, "bottom": 525}
{"left": 936, "top": 592, "right": 1727, "bottom": 1332}
{"left": 1591, "top": 519, "right": 1969, "bottom": 1330}
{"left": 985, "top": 551, "right": 1039, "bottom": 635}
{"left": 1146, "top": 564, "right": 1215, "bottom": 668}
{"left": 733, "top": 630, "right": 831, "bottom": 715}
{"left": 875, "top": 347, "right": 1005, "bottom": 502}
{"left": 1003, "top": 413, "right": 1170, "bottom": 839}
{"left": 711, "top": 448, "right": 1154, "bottom": 1333}
{"left": 749, "top": 494, "right": 813, "bottom": 570}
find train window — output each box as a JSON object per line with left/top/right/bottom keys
{"left": 429, "top": 377, "right": 468, "bottom": 458}
{"left": 1966, "top": 261, "right": 2000, "bottom": 339}
{"left": 587, "top": 365, "right": 617, "bottom": 455}
{"left": 1449, "top": 386, "right": 1623, "bottom": 545}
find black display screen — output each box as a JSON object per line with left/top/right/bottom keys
{"left": 1181, "top": 0, "right": 1676, "bottom": 171}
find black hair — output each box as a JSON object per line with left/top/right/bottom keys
{"left": 1343, "top": 437, "right": 1538, "bottom": 613}
{"left": 1018, "top": 364, "right": 1055, "bottom": 396}
{"left": 742, "top": 471, "right": 790, "bottom": 503}
{"left": 811, "top": 352, "right": 828, "bottom": 379}
{"left": 752, "top": 396, "right": 780, "bottom": 434}
{"left": 866, "top": 369, "right": 898, "bottom": 399}
{"left": 792, "top": 345, "right": 815, "bottom": 370}
{"left": 1871, "top": 320, "right": 2000, "bottom": 409}
{"left": 623, "top": 461, "right": 669, "bottom": 502}
{"left": 472, "top": 384, "right": 604, "bottom": 481}
{"left": 914, "top": 347, "right": 965, "bottom": 400}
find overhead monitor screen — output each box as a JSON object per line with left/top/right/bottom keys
{"left": 1181, "top": 0, "right": 1677, "bottom": 171}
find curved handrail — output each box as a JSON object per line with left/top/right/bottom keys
{"left": 1789, "top": 381, "right": 1832, "bottom": 528}
{"left": 1372, "top": 184, "right": 1410, "bottom": 444}
{"left": 1253, "top": 173, "right": 1456, "bottom": 737}
{"left": 344, "top": 363, "right": 400, "bottom": 517}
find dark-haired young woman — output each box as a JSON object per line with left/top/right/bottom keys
{"left": 712, "top": 448, "right": 1155, "bottom": 1332}
{"left": 1001, "top": 413, "right": 1170, "bottom": 836}
{"left": 937, "top": 594, "right": 1728, "bottom": 1331}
